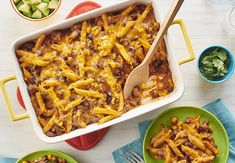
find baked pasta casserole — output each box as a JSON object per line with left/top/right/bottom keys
{"left": 16, "top": 3, "right": 174, "bottom": 137}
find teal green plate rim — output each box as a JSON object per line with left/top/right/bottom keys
{"left": 143, "top": 106, "right": 229, "bottom": 162}
{"left": 16, "top": 149, "right": 78, "bottom": 163}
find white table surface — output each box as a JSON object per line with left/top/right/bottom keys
{"left": 0, "top": 0, "right": 235, "bottom": 162}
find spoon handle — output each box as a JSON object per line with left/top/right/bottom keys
{"left": 142, "top": 0, "right": 184, "bottom": 65}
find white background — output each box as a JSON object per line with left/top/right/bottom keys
{"left": 0, "top": 0, "right": 235, "bottom": 162}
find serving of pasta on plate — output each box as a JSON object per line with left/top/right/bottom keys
{"left": 16, "top": 3, "right": 174, "bottom": 137}
{"left": 147, "top": 115, "right": 219, "bottom": 163}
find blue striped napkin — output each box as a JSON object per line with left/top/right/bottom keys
{"left": 0, "top": 157, "right": 17, "bottom": 163}
{"left": 112, "top": 99, "right": 235, "bottom": 163}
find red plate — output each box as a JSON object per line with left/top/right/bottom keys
{"left": 17, "top": 87, "right": 25, "bottom": 109}
{"left": 16, "top": 1, "right": 110, "bottom": 151}
{"left": 66, "top": 1, "right": 101, "bottom": 19}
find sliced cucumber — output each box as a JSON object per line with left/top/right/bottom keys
{"left": 30, "top": 0, "right": 41, "bottom": 5}
{"left": 42, "top": 0, "right": 50, "bottom": 3}
{"left": 48, "top": 0, "right": 58, "bottom": 9}
{"left": 32, "top": 9, "right": 42, "bottom": 18}
{"left": 16, "top": 1, "right": 24, "bottom": 8}
{"left": 18, "top": 3, "right": 31, "bottom": 15}
{"left": 15, "top": 0, "right": 58, "bottom": 19}
{"left": 31, "top": 4, "right": 38, "bottom": 11}
{"left": 36, "top": 2, "right": 49, "bottom": 16}
{"left": 13, "top": 0, "right": 21, "bottom": 4}
{"left": 43, "top": 8, "right": 49, "bottom": 16}
{"left": 23, "top": 9, "right": 32, "bottom": 17}
{"left": 22, "top": 0, "right": 30, "bottom": 4}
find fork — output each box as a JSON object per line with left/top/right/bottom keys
{"left": 123, "top": 150, "right": 145, "bottom": 163}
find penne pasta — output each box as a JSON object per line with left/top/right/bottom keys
{"left": 51, "top": 43, "right": 72, "bottom": 56}
{"left": 188, "top": 133, "right": 205, "bottom": 150}
{"left": 66, "top": 30, "right": 79, "bottom": 44}
{"left": 152, "top": 130, "right": 171, "bottom": 147}
{"left": 41, "top": 51, "right": 57, "bottom": 61}
{"left": 65, "top": 110, "right": 73, "bottom": 132}
{"left": 42, "top": 79, "right": 60, "bottom": 87}
{"left": 140, "top": 38, "right": 151, "bottom": 50}
{"left": 165, "top": 145, "right": 174, "bottom": 163}
{"left": 116, "top": 21, "right": 135, "bottom": 37}
{"left": 77, "top": 51, "right": 86, "bottom": 77}
{"left": 64, "top": 97, "right": 83, "bottom": 112}
{"left": 80, "top": 21, "right": 88, "bottom": 46}
{"left": 181, "top": 145, "right": 199, "bottom": 159}
{"left": 192, "top": 156, "right": 214, "bottom": 163}
{"left": 136, "top": 3, "right": 151, "bottom": 24}
{"left": 74, "top": 88, "right": 104, "bottom": 98}
{"left": 18, "top": 53, "right": 49, "bottom": 66}
{"left": 203, "top": 140, "right": 219, "bottom": 155}
{"left": 93, "top": 106, "right": 121, "bottom": 116}
{"left": 23, "top": 68, "right": 32, "bottom": 80}
{"left": 60, "top": 69, "right": 79, "bottom": 81}
{"left": 43, "top": 113, "right": 58, "bottom": 133}
{"left": 16, "top": 50, "right": 36, "bottom": 57}
{"left": 174, "top": 138, "right": 187, "bottom": 146}
{"left": 40, "top": 66, "right": 55, "bottom": 80}
{"left": 68, "top": 78, "right": 94, "bottom": 89}
{"left": 33, "top": 34, "right": 46, "bottom": 52}
{"left": 102, "top": 14, "right": 109, "bottom": 33}
{"left": 167, "top": 139, "right": 184, "bottom": 157}
{"left": 120, "top": 4, "right": 136, "bottom": 17}
{"left": 61, "top": 83, "right": 71, "bottom": 103}
{"left": 98, "top": 114, "right": 119, "bottom": 124}
{"left": 146, "top": 147, "right": 165, "bottom": 160}
{"left": 77, "top": 110, "right": 87, "bottom": 128}
{"left": 47, "top": 89, "right": 65, "bottom": 111}
{"left": 115, "top": 42, "right": 132, "bottom": 64}
{"left": 35, "top": 92, "right": 47, "bottom": 113}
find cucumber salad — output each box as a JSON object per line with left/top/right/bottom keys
{"left": 13, "top": 0, "right": 59, "bottom": 19}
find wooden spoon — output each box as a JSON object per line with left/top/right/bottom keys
{"left": 123, "top": 0, "right": 184, "bottom": 99}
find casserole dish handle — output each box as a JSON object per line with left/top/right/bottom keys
{"left": 0, "top": 75, "right": 29, "bottom": 121}
{"left": 171, "top": 19, "right": 195, "bottom": 64}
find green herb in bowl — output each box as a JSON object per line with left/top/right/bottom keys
{"left": 199, "top": 48, "right": 230, "bottom": 81}
{"left": 12, "top": 0, "right": 60, "bottom": 20}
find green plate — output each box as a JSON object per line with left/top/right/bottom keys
{"left": 16, "top": 150, "right": 78, "bottom": 163}
{"left": 143, "top": 106, "right": 229, "bottom": 163}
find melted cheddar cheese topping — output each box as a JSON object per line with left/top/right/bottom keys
{"left": 16, "top": 4, "right": 174, "bottom": 137}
